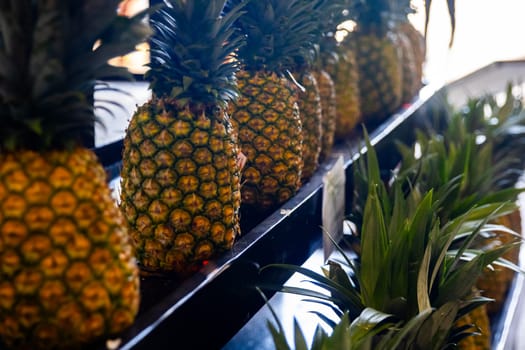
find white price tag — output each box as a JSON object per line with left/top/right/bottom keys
{"left": 322, "top": 155, "right": 346, "bottom": 261}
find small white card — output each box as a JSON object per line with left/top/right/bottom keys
{"left": 322, "top": 155, "right": 346, "bottom": 261}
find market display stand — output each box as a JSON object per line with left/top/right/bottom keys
{"left": 91, "top": 60, "right": 525, "bottom": 350}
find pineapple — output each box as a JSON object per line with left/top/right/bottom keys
{"left": 324, "top": 36, "right": 362, "bottom": 141}
{"left": 311, "top": 0, "right": 352, "bottom": 158}
{"left": 294, "top": 69, "right": 323, "bottom": 181}
{"left": 392, "top": 0, "right": 425, "bottom": 103}
{"left": 313, "top": 69, "right": 337, "bottom": 161}
{"left": 394, "top": 30, "right": 420, "bottom": 104}
{"left": 454, "top": 289, "right": 491, "bottom": 350}
{"left": 0, "top": 1, "right": 151, "bottom": 349}
{"left": 394, "top": 2, "right": 424, "bottom": 103}
{"left": 120, "top": 0, "right": 244, "bottom": 276}
{"left": 476, "top": 213, "right": 521, "bottom": 316}
{"left": 227, "top": 0, "right": 309, "bottom": 213}
{"left": 260, "top": 132, "right": 515, "bottom": 349}
{"left": 347, "top": 0, "right": 403, "bottom": 127}
{"left": 325, "top": 47, "right": 362, "bottom": 141}
{"left": 286, "top": 1, "right": 325, "bottom": 181}
{"left": 446, "top": 86, "right": 525, "bottom": 317}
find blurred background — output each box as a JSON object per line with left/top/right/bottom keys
{"left": 410, "top": 0, "right": 525, "bottom": 84}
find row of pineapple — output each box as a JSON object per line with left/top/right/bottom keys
{"left": 262, "top": 84, "right": 525, "bottom": 349}
{"left": 120, "top": 0, "right": 429, "bottom": 276}
{"left": 0, "top": 0, "right": 431, "bottom": 348}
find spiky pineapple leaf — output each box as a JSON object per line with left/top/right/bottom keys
{"left": 436, "top": 243, "right": 516, "bottom": 306}
{"left": 417, "top": 301, "right": 459, "bottom": 350}
{"left": 146, "top": 0, "right": 245, "bottom": 108}
{"left": 348, "top": 307, "right": 394, "bottom": 347}
{"left": 0, "top": 0, "right": 153, "bottom": 151}
{"left": 417, "top": 242, "right": 433, "bottom": 312}
{"left": 259, "top": 263, "right": 364, "bottom": 315}
{"left": 374, "top": 307, "right": 434, "bottom": 350}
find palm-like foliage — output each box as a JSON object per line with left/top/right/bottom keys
{"left": 350, "top": 84, "right": 525, "bottom": 231}
{"left": 0, "top": 0, "right": 154, "bottom": 151}
{"left": 146, "top": 0, "right": 245, "bottom": 108}
{"left": 259, "top": 129, "right": 521, "bottom": 349}
{"left": 267, "top": 307, "right": 437, "bottom": 350}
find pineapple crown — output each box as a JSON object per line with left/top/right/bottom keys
{"left": 353, "top": 0, "right": 393, "bottom": 33}
{"left": 226, "top": 0, "right": 318, "bottom": 74}
{"left": 390, "top": 0, "right": 417, "bottom": 23}
{"left": 145, "top": 0, "right": 246, "bottom": 112}
{"left": 0, "top": 0, "right": 153, "bottom": 152}
{"left": 313, "top": 0, "right": 354, "bottom": 66}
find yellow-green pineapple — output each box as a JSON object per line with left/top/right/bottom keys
{"left": 311, "top": 0, "right": 352, "bottom": 158}
{"left": 324, "top": 21, "right": 362, "bottom": 141}
{"left": 476, "top": 212, "right": 521, "bottom": 316}
{"left": 290, "top": 1, "right": 351, "bottom": 180}
{"left": 0, "top": 1, "right": 151, "bottom": 348}
{"left": 395, "top": 31, "right": 419, "bottom": 104}
{"left": 228, "top": 0, "right": 307, "bottom": 213}
{"left": 120, "top": 0, "right": 244, "bottom": 276}
{"left": 294, "top": 68, "right": 322, "bottom": 181}
{"left": 348, "top": 0, "right": 403, "bottom": 127}
{"left": 454, "top": 288, "right": 492, "bottom": 350}
{"left": 392, "top": 0, "right": 425, "bottom": 103}
{"left": 313, "top": 69, "right": 337, "bottom": 161}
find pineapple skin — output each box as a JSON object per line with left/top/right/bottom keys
{"left": 395, "top": 30, "right": 420, "bottom": 104}
{"left": 230, "top": 70, "right": 303, "bottom": 214}
{"left": 455, "top": 304, "right": 491, "bottom": 350}
{"left": 324, "top": 49, "right": 361, "bottom": 141}
{"left": 295, "top": 70, "right": 323, "bottom": 181}
{"left": 312, "top": 69, "right": 337, "bottom": 162}
{"left": 120, "top": 99, "right": 241, "bottom": 276}
{"left": 0, "top": 148, "right": 140, "bottom": 349}
{"left": 352, "top": 31, "right": 403, "bottom": 126}
{"left": 397, "top": 22, "right": 426, "bottom": 80}
{"left": 476, "top": 212, "right": 521, "bottom": 315}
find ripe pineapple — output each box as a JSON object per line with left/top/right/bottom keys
{"left": 454, "top": 288, "right": 492, "bottom": 350}
{"left": 325, "top": 46, "right": 362, "bottom": 141}
{"left": 295, "top": 70, "right": 323, "bottom": 181}
{"left": 348, "top": 0, "right": 403, "bottom": 127}
{"left": 0, "top": 1, "right": 151, "bottom": 349}
{"left": 395, "top": 31, "right": 420, "bottom": 104}
{"left": 120, "top": 0, "right": 244, "bottom": 276}
{"left": 392, "top": 0, "right": 425, "bottom": 103}
{"left": 312, "top": 0, "right": 352, "bottom": 156}
{"left": 312, "top": 69, "right": 337, "bottom": 161}
{"left": 228, "top": 0, "right": 309, "bottom": 213}
{"left": 455, "top": 305, "right": 491, "bottom": 349}
{"left": 476, "top": 212, "right": 521, "bottom": 316}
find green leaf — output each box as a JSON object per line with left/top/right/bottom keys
{"left": 268, "top": 320, "right": 293, "bottom": 350}
{"left": 379, "top": 308, "right": 434, "bottom": 349}
{"left": 348, "top": 308, "right": 395, "bottom": 348}
{"left": 293, "top": 319, "right": 309, "bottom": 350}
{"left": 260, "top": 264, "right": 364, "bottom": 312}
{"left": 417, "top": 242, "right": 432, "bottom": 312}
{"left": 417, "top": 302, "right": 459, "bottom": 350}
{"left": 360, "top": 183, "right": 389, "bottom": 309}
